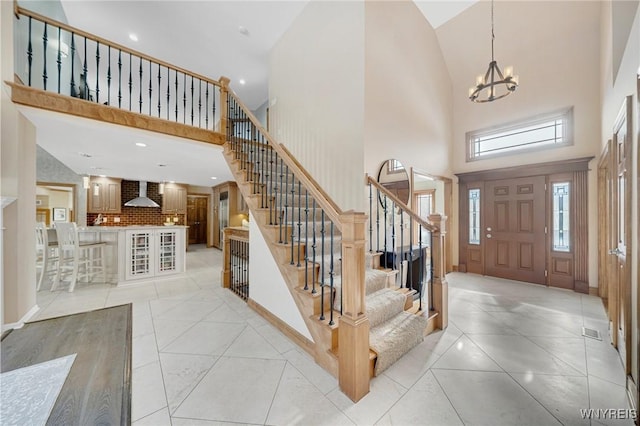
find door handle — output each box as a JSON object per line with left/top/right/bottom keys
{"left": 609, "top": 248, "right": 623, "bottom": 255}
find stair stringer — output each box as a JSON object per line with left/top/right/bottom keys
{"left": 222, "top": 144, "right": 339, "bottom": 378}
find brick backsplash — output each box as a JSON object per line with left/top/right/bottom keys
{"left": 87, "top": 180, "right": 185, "bottom": 226}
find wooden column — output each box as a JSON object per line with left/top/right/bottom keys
{"left": 219, "top": 76, "right": 230, "bottom": 135}
{"left": 221, "top": 227, "right": 231, "bottom": 288}
{"left": 428, "top": 214, "right": 448, "bottom": 330}
{"left": 338, "top": 211, "right": 370, "bottom": 402}
{"left": 573, "top": 170, "right": 589, "bottom": 293}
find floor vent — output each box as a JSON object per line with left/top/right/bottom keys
{"left": 582, "top": 327, "right": 602, "bottom": 341}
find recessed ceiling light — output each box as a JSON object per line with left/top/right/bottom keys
{"left": 99, "top": 174, "right": 107, "bottom": 178}
{"left": 129, "top": 33, "right": 138, "bottom": 42}
{"left": 210, "top": 176, "right": 217, "bottom": 180}
{"left": 135, "top": 142, "right": 147, "bottom": 147}
{"left": 239, "top": 79, "right": 246, "bottom": 85}
{"left": 238, "top": 26, "right": 249, "bottom": 36}
{"left": 157, "top": 164, "right": 167, "bottom": 167}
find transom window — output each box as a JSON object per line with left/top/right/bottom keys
{"left": 466, "top": 108, "right": 573, "bottom": 161}
{"left": 387, "top": 159, "right": 404, "bottom": 173}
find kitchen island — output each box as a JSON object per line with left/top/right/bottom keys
{"left": 79, "top": 225, "right": 187, "bottom": 285}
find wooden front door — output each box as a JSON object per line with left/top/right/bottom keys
{"left": 484, "top": 176, "right": 547, "bottom": 285}
{"left": 187, "top": 196, "right": 208, "bottom": 245}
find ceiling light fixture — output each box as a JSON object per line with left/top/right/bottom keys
{"left": 129, "top": 33, "right": 138, "bottom": 42}
{"left": 239, "top": 79, "right": 246, "bottom": 85}
{"left": 238, "top": 26, "right": 250, "bottom": 36}
{"left": 469, "top": 0, "right": 518, "bottom": 103}
{"left": 135, "top": 142, "right": 147, "bottom": 147}
{"left": 210, "top": 176, "right": 217, "bottom": 180}
{"left": 158, "top": 182, "right": 165, "bottom": 195}
{"left": 82, "top": 175, "right": 90, "bottom": 189}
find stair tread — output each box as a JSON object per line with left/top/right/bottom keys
{"left": 366, "top": 289, "right": 407, "bottom": 328}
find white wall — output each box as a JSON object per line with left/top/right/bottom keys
{"left": 269, "top": 1, "right": 365, "bottom": 212}
{"left": 437, "top": 1, "right": 602, "bottom": 282}
{"left": 599, "top": 0, "right": 640, "bottom": 394}
{"left": 364, "top": 1, "right": 453, "bottom": 179}
{"left": 2, "top": 0, "right": 38, "bottom": 327}
{"left": 248, "top": 213, "right": 311, "bottom": 340}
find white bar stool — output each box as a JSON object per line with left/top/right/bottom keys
{"left": 35, "top": 222, "right": 59, "bottom": 291}
{"left": 53, "top": 222, "right": 106, "bottom": 292}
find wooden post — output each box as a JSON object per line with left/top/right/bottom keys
{"left": 219, "top": 76, "right": 230, "bottom": 135}
{"left": 338, "top": 211, "right": 370, "bottom": 402}
{"left": 221, "top": 227, "right": 230, "bottom": 288}
{"left": 428, "top": 214, "right": 448, "bottom": 330}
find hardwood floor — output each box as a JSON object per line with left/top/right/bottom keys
{"left": 1, "top": 304, "right": 132, "bottom": 425}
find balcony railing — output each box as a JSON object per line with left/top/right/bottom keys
{"left": 13, "top": 6, "right": 222, "bottom": 132}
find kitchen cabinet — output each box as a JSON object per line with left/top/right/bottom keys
{"left": 124, "top": 227, "right": 186, "bottom": 282}
{"left": 87, "top": 177, "right": 121, "bottom": 213}
{"left": 162, "top": 184, "right": 187, "bottom": 214}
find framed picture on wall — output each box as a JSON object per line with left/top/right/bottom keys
{"left": 53, "top": 207, "right": 67, "bottom": 222}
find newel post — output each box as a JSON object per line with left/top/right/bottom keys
{"left": 338, "top": 211, "right": 370, "bottom": 402}
{"left": 428, "top": 214, "right": 448, "bottom": 330}
{"left": 219, "top": 76, "right": 230, "bottom": 136}
{"left": 221, "top": 227, "right": 231, "bottom": 289}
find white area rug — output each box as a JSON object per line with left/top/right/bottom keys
{"left": 0, "top": 354, "right": 76, "bottom": 425}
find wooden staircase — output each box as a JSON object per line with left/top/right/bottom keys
{"left": 220, "top": 83, "right": 449, "bottom": 402}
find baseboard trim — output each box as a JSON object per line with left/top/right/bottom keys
{"left": 575, "top": 280, "right": 589, "bottom": 294}
{"left": 452, "top": 265, "right": 459, "bottom": 272}
{"left": 627, "top": 376, "right": 638, "bottom": 413}
{"left": 247, "top": 298, "right": 315, "bottom": 357}
{"left": 588, "top": 287, "right": 599, "bottom": 296}
{"left": 2, "top": 304, "right": 40, "bottom": 332}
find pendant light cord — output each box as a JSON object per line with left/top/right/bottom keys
{"left": 491, "top": 0, "right": 495, "bottom": 62}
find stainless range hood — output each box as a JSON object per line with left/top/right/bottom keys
{"left": 124, "top": 181, "right": 160, "bottom": 208}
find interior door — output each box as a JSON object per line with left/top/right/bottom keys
{"left": 612, "top": 97, "right": 632, "bottom": 372}
{"left": 187, "top": 197, "right": 197, "bottom": 244}
{"left": 484, "top": 176, "right": 546, "bottom": 284}
{"left": 195, "top": 197, "right": 208, "bottom": 244}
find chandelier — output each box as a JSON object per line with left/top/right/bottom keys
{"left": 469, "top": 0, "right": 518, "bottom": 103}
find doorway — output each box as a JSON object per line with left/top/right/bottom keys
{"left": 457, "top": 158, "right": 592, "bottom": 292}
{"left": 36, "top": 182, "right": 75, "bottom": 226}
{"left": 187, "top": 195, "right": 208, "bottom": 245}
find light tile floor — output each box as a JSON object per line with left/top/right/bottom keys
{"left": 32, "top": 246, "right": 634, "bottom": 425}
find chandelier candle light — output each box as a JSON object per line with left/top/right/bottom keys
{"left": 469, "top": 0, "right": 519, "bottom": 103}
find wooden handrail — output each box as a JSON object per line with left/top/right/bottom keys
{"left": 366, "top": 175, "right": 436, "bottom": 232}
{"left": 15, "top": 6, "right": 222, "bottom": 88}
{"left": 227, "top": 91, "right": 344, "bottom": 228}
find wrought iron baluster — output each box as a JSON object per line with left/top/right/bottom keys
{"left": 107, "top": 46, "right": 111, "bottom": 105}
{"left": 409, "top": 218, "right": 414, "bottom": 297}
{"left": 400, "top": 212, "right": 404, "bottom": 288}
{"left": 289, "top": 175, "right": 296, "bottom": 264}
{"left": 296, "top": 180, "right": 302, "bottom": 267}
{"left": 260, "top": 136, "right": 266, "bottom": 208}
{"left": 138, "top": 58, "right": 143, "bottom": 113}
{"left": 174, "top": 71, "right": 178, "bottom": 121}
{"left": 83, "top": 38, "right": 88, "bottom": 100}
{"left": 284, "top": 165, "right": 289, "bottom": 245}
{"left": 376, "top": 190, "right": 380, "bottom": 253}
{"left": 304, "top": 189, "right": 309, "bottom": 290}
{"left": 42, "top": 23, "right": 48, "bottom": 90}
{"left": 212, "top": 84, "right": 216, "bottom": 129}
{"left": 383, "top": 194, "right": 388, "bottom": 268}
{"left": 268, "top": 146, "right": 274, "bottom": 225}
{"left": 95, "top": 41, "right": 100, "bottom": 103}
{"left": 117, "top": 49, "right": 122, "bottom": 108}
{"left": 148, "top": 60, "right": 152, "bottom": 114}
{"left": 312, "top": 199, "right": 317, "bottom": 294}
{"left": 198, "top": 79, "right": 202, "bottom": 127}
{"left": 56, "top": 27, "right": 61, "bottom": 93}
{"left": 391, "top": 200, "right": 396, "bottom": 272}
{"left": 183, "top": 74, "right": 186, "bottom": 123}
{"left": 166, "top": 67, "right": 170, "bottom": 120}
{"left": 278, "top": 157, "right": 284, "bottom": 243}
{"left": 70, "top": 33, "right": 75, "bottom": 95}
{"left": 329, "top": 222, "right": 335, "bottom": 326}
{"left": 368, "top": 183, "right": 372, "bottom": 252}
{"left": 319, "top": 211, "right": 325, "bottom": 320}
{"left": 128, "top": 53, "right": 132, "bottom": 110}
{"left": 205, "top": 83, "right": 209, "bottom": 128}
{"left": 190, "top": 76, "right": 194, "bottom": 125}
{"left": 419, "top": 225, "right": 424, "bottom": 312}
{"left": 27, "top": 17, "right": 33, "bottom": 86}
{"left": 157, "top": 64, "right": 161, "bottom": 117}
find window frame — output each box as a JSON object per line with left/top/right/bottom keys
{"left": 466, "top": 107, "right": 574, "bottom": 162}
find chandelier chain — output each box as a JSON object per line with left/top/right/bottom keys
{"left": 491, "top": 0, "right": 495, "bottom": 62}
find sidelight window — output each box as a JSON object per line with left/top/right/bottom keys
{"left": 552, "top": 182, "right": 570, "bottom": 251}
{"left": 469, "top": 189, "right": 481, "bottom": 245}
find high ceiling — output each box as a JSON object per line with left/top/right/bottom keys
{"left": 28, "top": 0, "right": 478, "bottom": 187}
